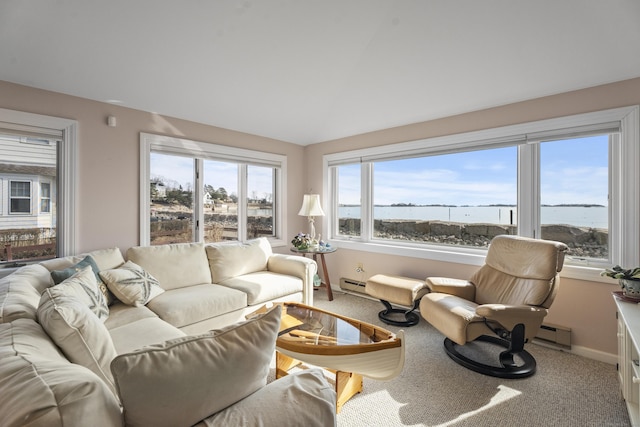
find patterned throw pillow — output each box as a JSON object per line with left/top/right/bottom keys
{"left": 54, "top": 266, "right": 110, "bottom": 321}
{"left": 51, "top": 255, "right": 116, "bottom": 306}
{"left": 99, "top": 261, "right": 164, "bottom": 307}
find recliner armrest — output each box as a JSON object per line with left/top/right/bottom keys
{"left": 425, "top": 277, "right": 475, "bottom": 300}
{"left": 476, "top": 304, "right": 548, "bottom": 333}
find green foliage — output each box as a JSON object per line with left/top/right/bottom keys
{"left": 601, "top": 265, "right": 640, "bottom": 280}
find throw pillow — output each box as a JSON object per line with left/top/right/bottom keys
{"left": 206, "top": 237, "right": 272, "bottom": 283}
{"left": 99, "top": 261, "right": 164, "bottom": 307}
{"left": 110, "top": 304, "right": 282, "bottom": 427}
{"left": 51, "top": 255, "right": 116, "bottom": 306}
{"left": 37, "top": 288, "right": 119, "bottom": 397}
{"left": 54, "top": 266, "right": 109, "bottom": 321}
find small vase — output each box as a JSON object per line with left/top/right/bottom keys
{"left": 621, "top": 279, "right": 640, "bottom": 298}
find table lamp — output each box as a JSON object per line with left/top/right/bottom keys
{"left": 298, "top": 194, "right": 325, "bottom": 242}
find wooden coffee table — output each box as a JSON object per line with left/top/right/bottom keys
{"left": 271, "top": 302, "right": 405, "bottom": 413}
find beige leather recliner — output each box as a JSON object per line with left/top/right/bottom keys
{"left": 419, "top": 235, "right": 568, "bottom": 378}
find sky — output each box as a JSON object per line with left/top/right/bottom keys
{"left": 339, "top": 135, "right": 609, "bottom": 206}
{"left": 151, "top": 135, "right": 609, "bottom": 207}
{"left": 150, "top": 153, "right": 273, "bottom": 199}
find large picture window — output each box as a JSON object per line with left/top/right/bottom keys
{"left": 325, "top": 106, "right": 639, "bottom": 281}
{"left": 140, "top": 133, "right": 286, "bottom": 247}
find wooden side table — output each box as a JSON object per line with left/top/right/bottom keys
{"left": 290, "top": 246, "right": 336, "bottom": 301}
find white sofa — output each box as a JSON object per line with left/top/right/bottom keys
{"left": 0, "top": 238, "right": 336, "bottom": 426}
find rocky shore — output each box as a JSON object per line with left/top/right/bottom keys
{"left": 340, "top": 218, "right": 608, "bottom": 259}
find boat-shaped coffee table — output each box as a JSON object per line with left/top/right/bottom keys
{"left": 273, "top": 302, "right": 405, "bottom": 412}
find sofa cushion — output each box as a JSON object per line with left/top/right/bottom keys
{"left": 100, "top": 261, "right": 164, "bottom": 307}
{"left": 206, "top": 237, "right": 272, "bottom": 283}
{"left": 40, "top": 247, "right": 125, "bottom": 273}
{"left": 197, "top": 370, "right": 336, "bottom": 427}
{"left": 108, "top": 317, "right": 186, "bottom": 355}
{"left": 53, "top": 266, "right": 109, "bottom": 321}
{"left": 126, "top": 242, "right": 211, "bottom": 290}
{"left": 220, "top": 271, "right": 303, "bottom": 305}
{"left": 104, "top": 301, "right": 158, "bottom": 330}
{"left": 0, "top": 264, "right": 52, "bottom": 324}
{"left": 111, "top": 304, "right": 281, "bottom": 427}
{"left": 51, "top": 255, "right": 116, "bottom": 306}
{"left": 0, "top": 319, "right": 122, "bottom": 427}
{"left": 146, "top": 283, "right": 248, "bottom": 328}
{"left": 37, "top": 288, "right": 118, "bottom": 395}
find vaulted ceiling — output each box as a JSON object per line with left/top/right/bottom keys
{"left": 1, "top": 1, "right": 640, "bottom": 145}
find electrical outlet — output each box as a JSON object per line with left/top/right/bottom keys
{"left": 356, "top": 262, "right": 364, "bottom": 273}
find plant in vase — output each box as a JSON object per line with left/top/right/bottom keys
{"left": 601, "top": 265, "right": 640, "bottom": 298}
{"left": 291, "top": 233, "right": 312, "bottom": 250}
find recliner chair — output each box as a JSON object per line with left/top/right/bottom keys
{"left": 419, "top": 235, "right": 568, "bottom": 378}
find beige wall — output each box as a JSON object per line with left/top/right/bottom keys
{"left": 305, "top": 77, "right": 640, "bottom": 359}
{"left": 0, "top": 80, "right": 308, "bottom": 254}
{"left": 2, "top": 77, "right": 639, "bottom": 358}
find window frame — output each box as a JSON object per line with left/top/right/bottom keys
{"left": 323, "top": 106, "right": 640, "bottom": 283}
{"left": 40, "top": 181, "right": 52, "bottom": 213}
{"left": 0, "top": 108, "right": 77, "bottom": 258}
{"left": 9, "top": 180, "right": 32, "bottom": 214}
{"left": 139, "top": 133, "right": 287, "bottom": 247}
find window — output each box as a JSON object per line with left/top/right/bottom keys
{"left": 10, "top": 181, "right": 31, "bottom": 213}
{"left": 0, "top": 108, "right": 77, "bottom": 265}
{"left": 140, "top": 133, "right": 286, "bottom": 247}
{"left": 325, "top": 106, "right": 639, "bottom": 281}
{"left": 336, "top": 163, "right": 361, "bottom": 237}
{"left": 40, "top": 182, "right": 51, "bottom": 213}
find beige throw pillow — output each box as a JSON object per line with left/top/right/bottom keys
{"left": 99, "top": 261, "right": 164, "bottom": 307}
{"left": 111, "top": 304, "right": 282, "bottom": 427}
{"left": 54, "top": 265, "right": 109, "bottom": 321}
{"left": 37, "top": 288, "right": 118, "bottom": 396}
{"left": 206, "top": 237, "right": 272, "bottom": 283}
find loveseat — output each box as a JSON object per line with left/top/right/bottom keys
{"left": 0, "top": 238, "right": 336, "bottom": 426}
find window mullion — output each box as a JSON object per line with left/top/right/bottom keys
{"left": 194, "top": 159, "right": 204, "bottom": 243}
{"left": 238, "top": 164, "right": 248, "bottom": 241}
{"left": 362, "top": 162, "right": 373, "bottom": 241}
{"left": 517, "top": 144, "right": 539, "bottom": 238}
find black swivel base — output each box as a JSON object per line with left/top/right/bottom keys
{"left": 377, "top": 299, "right": 420, "bottom": 327}
{"left": 443, "top": 325, "right": 537, "bottom": 379}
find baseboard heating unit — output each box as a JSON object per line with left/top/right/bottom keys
{"left": 339, "top": 277, "right": 366, "bottom": 294}
{"left": 534, "top": 322, "right": 571, "bottom": 350}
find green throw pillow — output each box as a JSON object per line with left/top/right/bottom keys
{"left": 51, "top": 255, "right": 116, "bottom": 305}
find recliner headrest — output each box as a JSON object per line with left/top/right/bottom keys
{"left": 484, "top": 235, "right": 568, "bottom": 280}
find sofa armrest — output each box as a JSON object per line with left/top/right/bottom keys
{"left": 425, "top": 277, "right": 475, "bottom": 301}
{"left": 267, "top": 254, "right": 317, "bottom": 305}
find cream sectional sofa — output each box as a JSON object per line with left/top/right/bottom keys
{"left": 0, "top": 238, "right": 336, "bottom": 426}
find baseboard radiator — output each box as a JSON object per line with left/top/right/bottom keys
{"left": 534, "top": 322, "right": 571, "bottom": 350}
{"left": 339, "top": 277, "right": 366, "bottom": 294}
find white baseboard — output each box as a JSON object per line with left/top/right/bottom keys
{"left": 533, "top": 341, "right": 617, "bottom": 365}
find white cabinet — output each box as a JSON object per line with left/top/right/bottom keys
{"left": 615, "top": 296, "right": 640, "bottom": 426}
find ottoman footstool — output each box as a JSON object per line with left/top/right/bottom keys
{"left": 365, "top": 274, "right": 430, "bottom": 327}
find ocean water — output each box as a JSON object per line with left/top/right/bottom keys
{"left": 338, "top": 205, "right": 607, "bottom": 229}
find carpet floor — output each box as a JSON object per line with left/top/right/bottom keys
{"left": 302, "top": 289, "right": 631, "bottom": 427}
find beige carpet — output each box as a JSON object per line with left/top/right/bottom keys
{"left": 303, "top": 289, "right": 630, "bottom": 427}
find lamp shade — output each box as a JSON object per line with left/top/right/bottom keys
{"left": 298, "top": 194, "right": 325, "bottom": 217}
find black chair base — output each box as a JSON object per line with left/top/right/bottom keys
{"left": 443, "top": 335, "right": 537, "bottom": 379}
{"left": 377, "top": 299, "right": 420, "bottom": 327}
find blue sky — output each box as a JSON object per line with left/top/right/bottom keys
{"left": 150, "top": 153, "right": 273, "bottom": 199}
{"left": 339, "top": 135, "right": 609, "bottom": 206}
{"left": 151, "top": 135, "right": 608, "bottom": 207}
